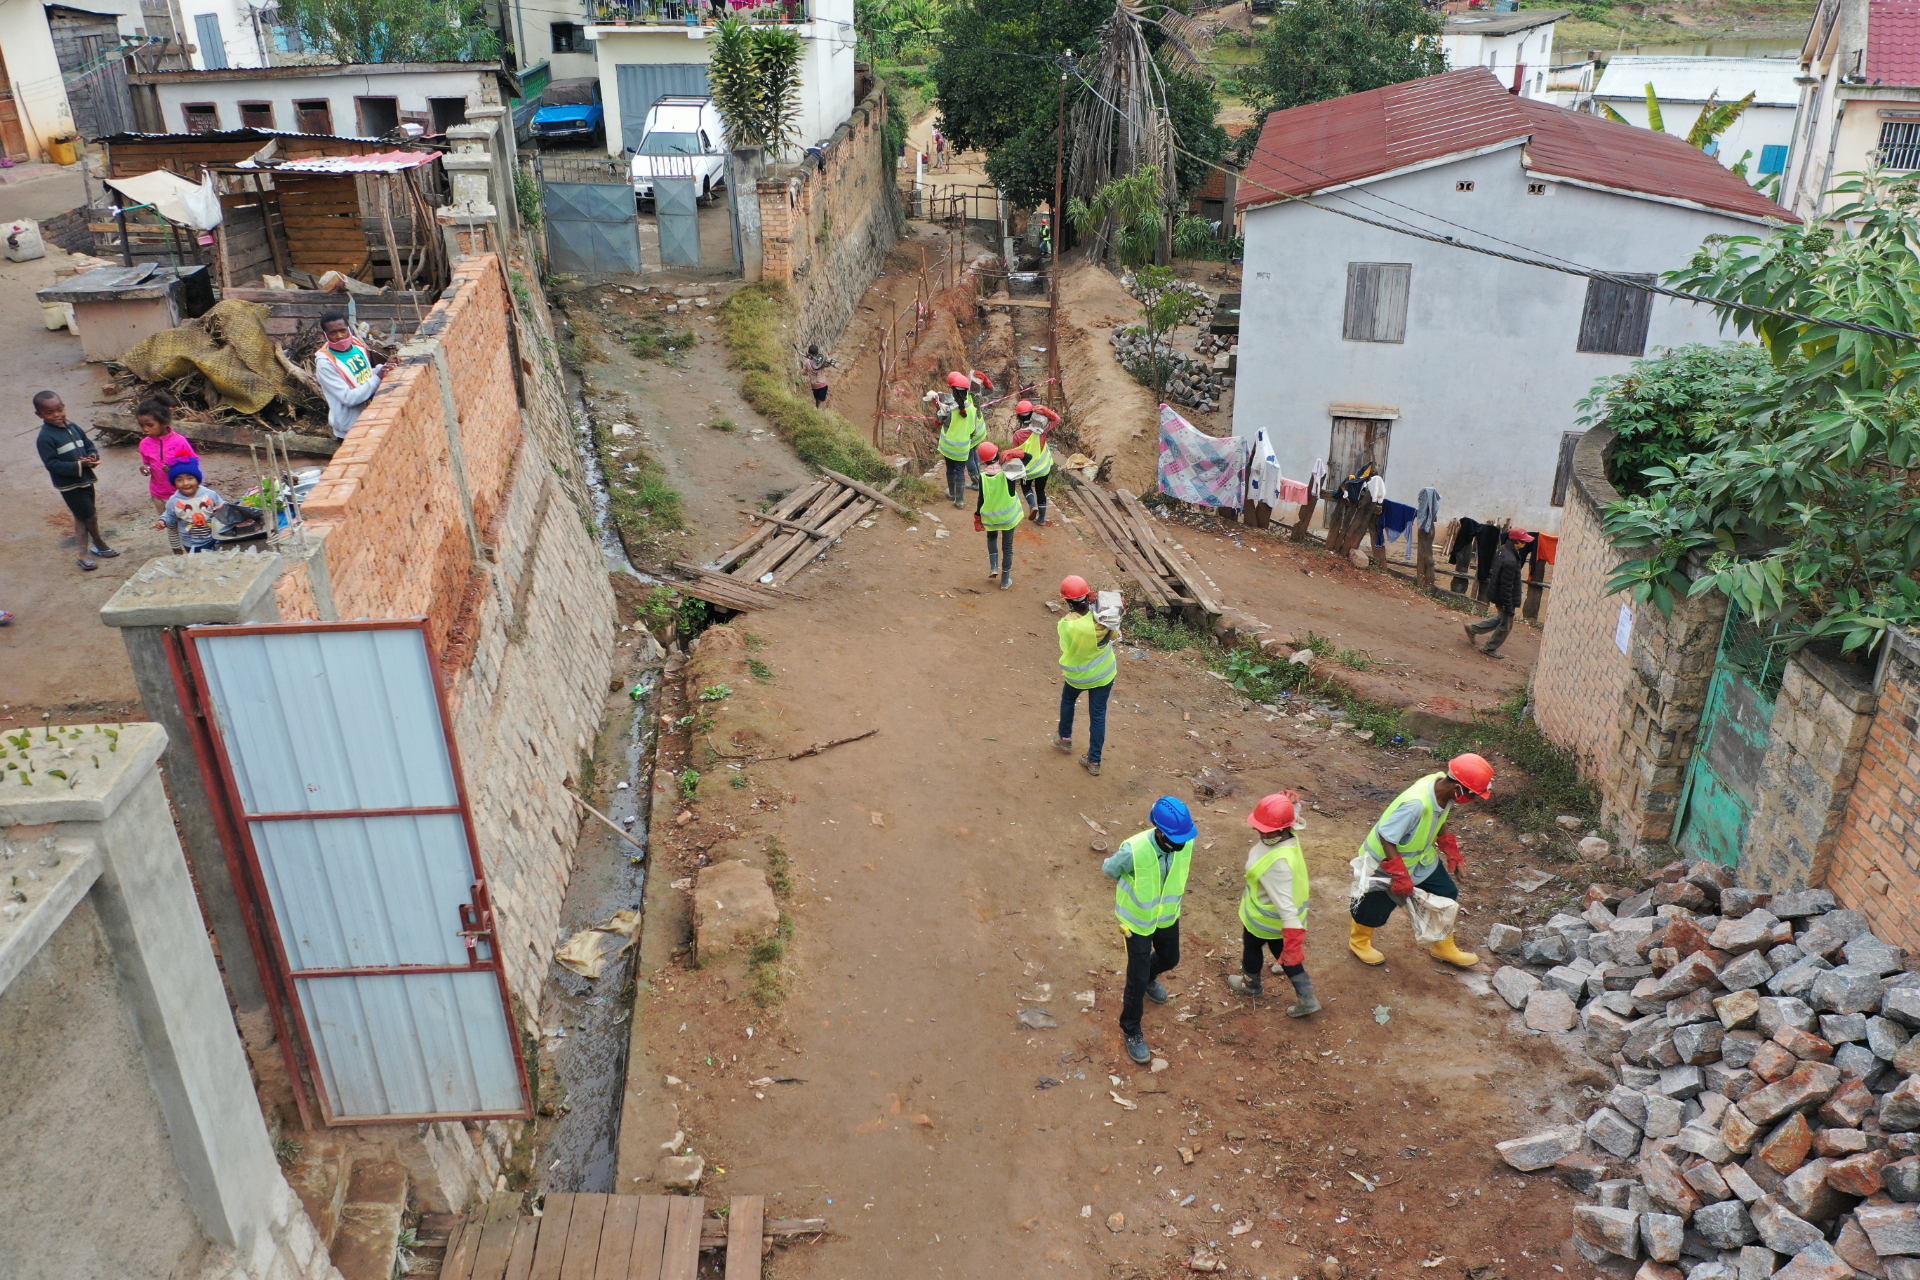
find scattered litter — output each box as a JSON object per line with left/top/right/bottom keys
{"left": 1107, "top": 1211, "right": 1126, "bottom": 1233}
{"left": 660, "top": 1130, "right": 685, "bottom": 1152}
{"left": 1079, "top": 812, "right": 1109, "bottom": 836}
{"left": 671, "top": 877, "right": 693, "bottom": 890}
{"left": 1150, "top": 1058, "right": 1169, "bottom": 1073}
{"left": 1074, "top": 990, "right": 1095, "bottom": 1009}
{"left": 870, "top": 811, "right": 885, "bottom": 826}
{"left": 1349, "top": 1171, "right": 1378, "bottom": 1192}
{"left": 1179, "top": 1194, "right": 1196, "bottom": 1207}
{"left": 1420, "top": 1258, "right": 1448, "bottom": 1269}
{"left": 553, "top": 910, "right": 642, "bottom": 978}
{"left": 1229, "top": 1221, "right": 1254, "bottom": 1236}
{"left": 1186, "top": 1250, "right": 1225, "bottom": 1272}
{"left": 1373, "top": 1005, "right": 1391, "bottom": 1024}
{"left": 1109, "top": 1091, "right": 1138, "bottom": 1111}
{"left": 1509, "top": 867, "right": 1556, "bottom": 893}
{"left": 1178, "top": 1147, "right": 1195, "bottom": 1165}
{"left": 1036, "top": 1076, "right": 1062, "bottom": 1090}
{"left": 1079, "top": 1205, "right": 1092, "bottom": 1218}
{"left": 1017, "top": 1007, "right": 1058, "bottom": 1030}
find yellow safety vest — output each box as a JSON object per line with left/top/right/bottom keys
{"left": 1114, "top": 828, "right": 1192, "bottom": 935}
{"left": 1023, "top": 428, "right": 1054, "bottom": 477}
{"left": 940, "top": 400, "right": 985, "bottom": 461}
{"left": 1057, "top": 611, "right": 1116, "bottom": 690}
{"left": 1361, "top": 773, "right": 1449, "bottom": 877}
{"left": 980, "top": 470, "right": 1024, "bottom": 532}
{"left": 1239, "top": 836, "right": 1309, "bottom": 940}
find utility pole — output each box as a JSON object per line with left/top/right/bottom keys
{"left": 1051, "top": 49, "right": 1071, "bottom": 316}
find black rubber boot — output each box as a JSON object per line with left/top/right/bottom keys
{"left": 1125, "top": 1033, "right": 1152, "bottom": 1065}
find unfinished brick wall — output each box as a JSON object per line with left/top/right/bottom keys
{"left": 1531, "top": 427, "right": 1633, "bottom": 787}
{"left": 1739, "top": 650, "right": 1877, "bottom": 895}
{"left": 274, "top": 253, "right": 616, "bottom": 1013}
{"left": 758, "top": 82, "right": 899, "bottom": 353}
{"left": 1825, "top": 629, "right": 1920, "bottom": 950}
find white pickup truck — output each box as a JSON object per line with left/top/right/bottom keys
{"left": 628, "top": 96, "right": 728, "bottom": 204}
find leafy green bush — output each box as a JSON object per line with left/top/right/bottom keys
{"left": 1574, "top": 343, "right": 1772, "bottom": 495}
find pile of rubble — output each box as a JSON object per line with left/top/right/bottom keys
{"left": 1490, "top": 860, "right": 1920, "bottom": 1279}
{"left": 1193, "top": 331, "right": 1237, "bottom": 359}
{"left": 1120, "top": 270, "right": 1215, "bottom": 325}
{"left": 1107, "top": 327, "right": 1232, "bottom": 413}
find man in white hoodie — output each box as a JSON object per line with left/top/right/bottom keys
{"left": 315, "top": 312, "right": 400, "bottom": 439}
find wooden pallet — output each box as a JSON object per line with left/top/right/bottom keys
{"left": 441, "top": 1194, "right": 823, "bottom": 1280}
{"left": 1061, "top": 469, "right": 1224, "bottom": 614}
{"left": 679, "top": 471, "right": 901, "bottom": 610}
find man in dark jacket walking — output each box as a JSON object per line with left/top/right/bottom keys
{"left": 35, "top": 390, "right": 117, "bottom": 571}
{"left": 1464, "top": 527, "right": 1530, "bottom": 656}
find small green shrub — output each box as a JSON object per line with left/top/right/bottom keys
{"left": 679, "top": 768, "right": 700, "bottom": 800}
{"left": 747, "top": 657, "right": 773, "bottom": 682}
{"left": 700, "top": 683, "right": 734, "bottom": 702}
{"left": 630, "top": 328, "right": 698, "bottom": 359}
{"left": 730, "top": 773, "right": 749, "bottom": 789}
{"left": 712, "top": 418, "right": 737, "bottom": 432}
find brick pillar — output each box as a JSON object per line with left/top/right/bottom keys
{"left": 1740, "top": 650, "right": 1877, "bottom": 892}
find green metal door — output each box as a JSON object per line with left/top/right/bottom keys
{"left": 1673, "top": 605, "right": 1787, "bottom": 866}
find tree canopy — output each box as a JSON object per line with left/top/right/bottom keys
{"left": 277, "top": 0, "right": 498, "bottom": 65}
{"left": 1237, "top": 0, "right": 1444, "bottom": 151}
{"left": 1574, "top": 343, "right": 1774, "bottom": 496}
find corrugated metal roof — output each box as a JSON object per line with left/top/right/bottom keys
{"left": 1236, "top": 67, "right": 1795, "bottom": 223}
{"left": 98, "top": 126, "right": 390, "bottom": 144}
{"left": 273, "top": 149, "right": 442, "bottom": 174}
{"left": 1868, "top": 0, "right": 1920, "bottom": 84}
{"left": 1592, "top": 55, "right": 1802, "bottom": 106}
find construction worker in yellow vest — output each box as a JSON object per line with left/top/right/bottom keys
{"left": 935, "top": 369, "right": 993, "bottom": 508}
{"left": 1103, "top": 796, "right": 1197, "bottom": 1065}
{"left": 972, "top": 441, "right": 1024, "bottom": 589}
{"left": 1226, "top": 791, "right": 1320, "bottom": 1018}
{"left": 1052, "top": 575, "right": 1116, "bottom": 776}
{"left": 1348, "top": 754, "right": 1494, "bottom": 968}
{"left": 1008, "top": 399, "right": 1061, "bottom": 525}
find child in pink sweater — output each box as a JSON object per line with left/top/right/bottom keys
{"left": 136, "top": 396, "right": 199, "bottom": 519}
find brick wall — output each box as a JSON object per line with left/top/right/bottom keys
{"left": 1826, "top": 629, "right": 1920, "bottom": 950}
{"left": 757, "top": 82, "right": 900, "bottom": 352}
{"left": 1532, "top": 427, "right": 1633, "bottom": 787}
{"left": 274, "top": 253, "right": 617, "bottom": 1013}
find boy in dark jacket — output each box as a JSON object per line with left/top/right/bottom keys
{"left": 1465, "top": 527, "right": 1530, "bottom": 656}
{"left": 35, "top": 390, "right": 116, "bottom": 571}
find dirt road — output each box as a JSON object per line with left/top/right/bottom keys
{"left": 612, "top": 495, "right": 1596, "bottom": 1279}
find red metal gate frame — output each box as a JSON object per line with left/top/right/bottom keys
{"left": 174, "top": 617, "right": 533, "bottom": 1127}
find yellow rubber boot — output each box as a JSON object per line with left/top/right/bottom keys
{"left": 1429, "top": 934, "right": 1480, "bottom": 968}
{"left": 1348, "top": 922, "right": 1385, "bottom": 966}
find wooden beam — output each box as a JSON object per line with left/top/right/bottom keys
{"left": 818, "top": 466, "right": 911, "bottom": 516}
{"left": 724, "top": 1197, "right": 765, "bottom": 1280}
{"left": 696, "top": 1217, "right": 828, "bottom": 1249}
{"left": 741, "top": 508, "right": 827, "bottom": 539}
{"left": 710, "top": 479, "right": 829, "bottom": 572}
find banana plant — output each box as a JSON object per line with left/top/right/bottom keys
{"left": 1600, "top": 85, "right": 1756, "bottom": 152}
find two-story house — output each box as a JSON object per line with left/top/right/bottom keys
{"left": 1780, "top": 0, "right": 1920, "bottom": 220}
{"left": 1230, "top": 67, "right": 1794, "bottom": 533}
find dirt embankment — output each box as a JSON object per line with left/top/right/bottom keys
{"left": 1056, "top": 261, "right": 1163, "bottom": 493}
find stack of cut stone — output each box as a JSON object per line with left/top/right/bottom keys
{"left": 1489, "top": 860, "right": 1920, "bottom": 1280}
{"left": 1106, "top": 327, "right": 1231, "bottom": 413}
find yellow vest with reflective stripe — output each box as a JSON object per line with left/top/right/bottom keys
{"left": 940, "top": 400, "right": 985, "bottom": 460}
{"left": 1024, "top": 429, "right": 1054, "bottom": 477}
{"left": 1058, "top": 611, "right": 1116, "bottom": 690}
{"left": 980, "top": 471, "right": 1024, "bottom": 531}
{"left": 1361, "top": 773, "right": 1449, "bottom": 876}
{"left": 1114, "top": 828, "right": 1192, "bottom": 935}
{"left": 1239, "top": 836, "right": 1309, "bottom": 940}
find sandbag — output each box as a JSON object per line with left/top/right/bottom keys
{"left": 119, "top": 299, "right": 304, "bottom": 415}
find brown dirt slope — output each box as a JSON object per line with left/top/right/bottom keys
{"left": 1057, "top": 261, "right": 1163, "bottom": 493}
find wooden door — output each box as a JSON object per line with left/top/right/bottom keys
{"left": 1328, "top": 417, "right": 1391, "bottom": 488}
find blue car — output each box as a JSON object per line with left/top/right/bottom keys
{"left": 533, "top": 78, "right": 604, "bottom": 148}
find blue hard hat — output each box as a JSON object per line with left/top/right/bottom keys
{"left": 1150, "top": 795, "right": 1197, "bottom": 844}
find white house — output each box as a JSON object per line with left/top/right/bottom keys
{"left": 1440, "top": 9, "right": 1567, "bottom": 99}
{"left": 126, "top": 59, "right": 518, "bottom": 137}
{"left": 1592, "top": 55, "right": 1800, "bottom": 179}
{"left": 1230, "top": 67, "right": 1795, "bottom": 532}
{"left": 1779, "top": 0, "right": 1920, "bottom": 221}
{"left": 583, "top": 0, "right": 856, "bottom": 158}
{"left": 175, "top": 0, "right": 271, "bottom": 70}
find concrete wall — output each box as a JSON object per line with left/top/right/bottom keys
{"left": 1530, "top": 426, "right": 1633, "bottom": 787}
{"left": 1825, "top": 629, "right": 1920, "bottom": 950}
{"left": 279, "top": 253, "right": 618, "bottom": 1013}
{"left": 1441, "top": 24, "right": 1557, "bottom": 98}
{"left": 181, "top": 0, "right": 270, "bottom": 71}
{"left": 757, "top": 79, "right": 897, "bottom": 352}
{"left": 1781, "top": 0, "right": 1890, "bottom": 220}
{"left": 137, "top": 62, "right": 505, "bottom": 135}
{"left": 1232, "top": 144, "right": 1765, "bottom": 532}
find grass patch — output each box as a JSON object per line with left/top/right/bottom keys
{"left": 1436, "top": 694, "right": 1598, "bottom": 836}
{"left": 765, "top": 836, "right": 792, "bottom": 898}
{"left": 747, "top": 912, "right": 796, "bottom": 1006}
{"left": 603, "top": 439, "right": 685, "bottom": 548}
{"left": 558, "top": 325, "right": 598, "bottom": 370}
{"left": 717, "top": 281, "right": 896, "bottom": 485}
{"left": 630, "top": 327, "right": 698, "bottom": 359}
{"left": 747, "top": 656, "right": 773, "bottom": 682}
{"left": 679, "top": 768, "right": 700, "bottom": 801}
{"left": 1420, "top": 585, "right": 1492, "bottom": 617}
{"left": 712, "top": 418, "right": 737, "bottom": 432}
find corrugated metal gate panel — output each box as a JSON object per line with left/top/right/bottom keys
{"left": 614, "top": 63, "right": 710, "bottom": 153}
{"left": 543, "top": 180, "right": 644, "bottom": 275}
{"left": 655, "top": 173, "right": 701, "bottom": 267}
{"left": 187, "top": 620, "right": 530, "bottom": 1124}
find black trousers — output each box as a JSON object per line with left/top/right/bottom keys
{"left": 1241, "top": 929, "right": 1306, "bottom": 981}
{"left": 1120, "top": 922, "right": 1179, "bottom": 1037}
{"left": 1022, "top": 472, "right": 1050, "bottom": 518}
{"left": 1351, "top": 862, "right": 1458, "bottom": 928}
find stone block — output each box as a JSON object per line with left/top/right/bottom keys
{"left": 1721, "top": 889, "right": 1768, "bottom": 919}
{"left": 1589, "top": 1004, "right": 1638, "bottom": 1057}
{"left": 1649, "top": 953, "right": 1724, "bottom": 1001}
{"left": 1706, "top": 1063, "right": 1758, "bottom": 1097}
{"left": 1545, "top": 965, "right": 1591, "bottom": 1002}
{"left": 1686, "top": 1159, "right": 1734, "bottom": 1202}
{"left": 1660, "top": 1065, "right": 1707, "bottom": 1101}
{"left": 1775, "top": 1026, "right": 1837, "bottom": 1063}
{"left": 1756, "top": 1114, "right": 1815, "bottom": 1176}
{"left": 1882, "top": 1076, "right": 1920, "bottom": 1133}
{"left": 1827, "top": 1150, "right": 1892, "bottom": 1197}
{"left": 1698, "top": 1091, "right": 1733, "bottom": 1127}
{"left": 1812, "top": 1129, "right": 1871, "bottom": 1159}
{"left": 1712, "top": 912, "right": 1782, "bottom": 954}
{"left": 1635, "top": 1263, "right": 1686, "bottom": 1280}
{"left": 1486, "top": 922, "right": 1523, "bottom": 953}
{"left": 1780, "top": 1158, "right": 1853, "bottom": 1222}
{"left": 1643, "top": 1212, "right": 1687, "bottom": 1262}
{"left": 1686, "top": 1262, "right": 1737, "bottom": 1280}
{"left": 1627, "top": 1015, "right": 1681, "bottom": 1067}
{"left": 1576, "top": 1204, "right": 1645, "bottom": 1259}
{"left": 1820, "top": 1013, "right": 1870, "bottom": 1045}
{"left": 1798, "top": 909, "right": 1872, "bottom": 958}
{"left": 1886, "top": 986, "right": 1920, "bottom": 1029}
{"left": 1746, "top": 1155, "right": 1790, "bottom": 1197}
{"left": 1771, "top": 1240, "right": 1858, "bottom": 1280}
{"left": 1770, "top": 890, "right": 1838, "bottom": 919}
{"left": 1587, "top": 901, "right": 1621, "bottom": 931}
{"left": 1870, "top": 1017, "right": 1914, "bottom": 1060}
{"left": 1526, "top": 988, "right": 1580, "bottom": 1033}
{"left": 1833, "top": 1042, "right": 1884, "bottom": 1086}
{"left": 1523, "top": 933, "right": 1574, "bottom": 966}
{"left": 1609, "top": 1086, "right": 1653, "bottom": 1130}
{"left": 1492, "top": 965, "right": 1540, "bottom": 1010}
{"left": 1666, "top": 916, "right": 1715, "bottom": 960}
{"left": 1600, "top": 1178, "right": 1656, "bottom": 1213}
{"left": 1758, "top": 998, "right": 1820, "bottom": 1038}
{"left": 1724, "top": 1108, "right": 1763, "bottom": 1157}
{"left": 1751, "top": 1195, "right": 1827, "bottom": 1254}
{"left": 1676, "top": 1022, "right": 1727, "bottom": 1065}
{"left": 1885, "top": 1157, "right": 1920, "bottom": 1203}
{"left": 1643, "top": 1150, "right": 1705, "bottom": 1217}
{"left": 1768, "top": 957, "right": 1836, "bottom": 1001}
{"left": 1752, "top": 1041, "right": 1801, "bottom": 1083}
{"left": 1810, "top": 965, "right": 1886, "bottom": 1016}
{"left": 1623, "top": 1065, "right": 1665, "bottom": 1088}
{"left": 1845, "top": 934, "right": 1906, "bottom": 976}
{"left": 659, "top": 1154, "right": 705, "bottom": 1190}
{"left": 693, "top": 860, "right": 780, "bottom": 961}
{"left": 1612, "top": 964, "right": 1658, "bottom": 990}
{"left": 1695, "top": 1200, "right": 1760, "bottom": 1249}
{"left": 1497, "top": 1126, "right": 1585, "bottom": 1171}
{"left": 1600, "top": 989, "right": 1642, "bottom": 1017}
{"left": 1655, "top": 881, "right": 1711, "bottom": 912}
{"left": 1676, "top": 1126, "right": 1734, "bottom": 1164}
{"left": 1725, "top": 1030, "right": 1768, "bottom": 1067}
{"left": 1591, "top": 1107, "right": 1646, "bottom": 1158}
{"left": 1891, "top": 1262, "right": 1920, "bottom": 1280}
{"left": 1858, "top": 1205, "right": 1920, "bottom": 1256}
{"left": 1671, "top": 986, "right": 1724, "bottom": 1026}
{"left": 1724, "top": 1162, "right": 1767, "bottom": 1202}
{"left": 1557, "top": 1151, "right": 1614, "bottom": 1194}
{"left": 1770, "top": 943, "right": 1810, "bottom": 970}
{"left": 1644, "top": 1094, "right": 1686, "bottom": 1139}
{"left": 1719, "top": 952, "right": 1778, "bottom": 994}
{"left": 1895, "top": 1035, "right": 1920, "bottom": 1080}
{"left": 1739, "top": 1064, "right": 1843, "bottom": 1126}
{"left": 1736, "top": 1246, "right": 1780, "bottom": 1280}
{"left": 1821, "top": 1080, "right": 1877, "bottom": 1130}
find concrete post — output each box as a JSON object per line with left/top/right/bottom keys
{"left": 439, "top": 122, "right": 502, "bottom": 262}
{"left": 730, "top": 146, "right": 766, "bottom": 281}
{"left": 98, "top": 549, "right": 286, "bottom": 1057}
{"left": 464, "top": 103, "right": 516, "bottom": 240}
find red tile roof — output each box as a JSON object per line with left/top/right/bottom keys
{"left": 1235, "top": 67, "right": 1795, "bottom": 224}
{"left": 1867, "top": 0, "right": 1920, "bottom": 84}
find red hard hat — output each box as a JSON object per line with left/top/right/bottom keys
{"left": 947, "top": 371, "right": 971, "bottom": 389}
{"left": 1060, "top": 575, "right": 1091, "bottom": 600}
{"left": 1248, "top": 793, "right": 1297, "bottom": 834}
{"left": 977, "top": 441, "right": 998, "bottom": 462}
{"left": 1448, "top": 752, "right": 1495, "bottom": 799}
{"left": 1016, "top": 400, "right": 1034, "bottom": 415}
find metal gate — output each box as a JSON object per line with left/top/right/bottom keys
{"left": 613, "top": 62, "right": 710, "bottom": 153}
{"left": 178, "top": 620, "right": 531, "bottom": 1125}
{"left": 1673, "top": 604, "right": 1788, "bottom": 865}
{"left": 538, "top": 155, "right": 643, "bottom": 276}
{"left": 653, "top": 160, "right": 701, "bottom": 267}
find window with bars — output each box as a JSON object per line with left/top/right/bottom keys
{"left": 1342, "top": 262, "right": 1412, "bottom": 344}
{"left": 1879, "top": 121, "right": 1920, "bottom": 170}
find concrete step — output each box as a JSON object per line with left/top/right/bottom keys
{"left": 328, "top": 1159, "right": 410, "bottom": 1280}
{"left": 282, "top": 1133, "right": 355, "bottom": 1250}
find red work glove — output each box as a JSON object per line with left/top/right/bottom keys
{"left": 1438, "top": 830, "right": 1464, "bottom": 875}
{"left": 1381, "top": 854, "right": 1415, "bottom": 898}
{"left": 973, "top": 514, "right": 985, "bottom": 532}
{"left": 1281, "top": 928, "right": 1306, "bottom": 968}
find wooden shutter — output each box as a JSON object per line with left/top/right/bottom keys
{"left": 1343, "top": 262, "right": 1411, "bottom": 343}
{"left": 1550, "top": 431, "right": 1583, "bottom": 506}
{"left": 1577, "top": 274, "right": 1655, "bottom": 356}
